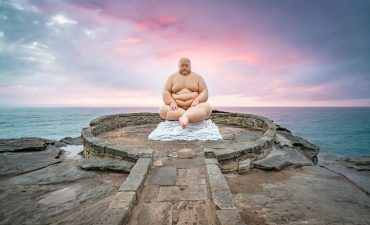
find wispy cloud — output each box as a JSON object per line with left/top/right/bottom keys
{"left": 0, "top": 0, "right": 369, "bottom": 107}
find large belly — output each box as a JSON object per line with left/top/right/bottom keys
{"left": 172, "top": 89, "right": 199, "bottom": 109}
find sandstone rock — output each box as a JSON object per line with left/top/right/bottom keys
{"left": 11, "top": 159, "right": 95, "bottom": 185}
{"left": 60, "top": 136, "right": 83, "bottom": 145}
{"left": 206, "top": 164, "right": 236, "bottom": 210}
{"left": 222, "top": 131, "right": 235, "bottom": 140}
{"left": 274, "top": 133, "right": 293, "bottom": 147}
{"left": 238, "top": 158, "right": 251, "bottom": 174}
{"left": 204, "top": 148, "right": 216, "bottom": 158}
{"left": 153, "top": 159, "right": 163, "bottom": 167}
{"left": 212, "top": 109, "right": 229, "bottom": 114}
{"left": 205, "top": 158, "right": 219, "bottom": 165}
{"left": 166, "top": 158, "right": 204, "bottom": 168}
{"left": 220, "top": 160, "right": 239, "bottom": 173}
{"left": 119, "top": 158, "right": 151, "bottom": 192}
{"left": 77, "top": 157, "right": 134, "bottom": 172}
{"left": 319, "top": 153, "right": 370, "bottom": 194}
{"left": 253, "top": 146, "right": 313, "bottom": 171}
{"left": 156, "top": 185, "right": 208, "bottom": 201}
{"left": 0, "top": 145, "right": 62, "bottom": 176}
{"left": 321, "top": 162, "right": 370, "bottom": 195}
{"left": 216, "top": 209, "right": 246, "bottom": 225}
{"left": 277, "top": 130, "right": 320, "bottom": 160}
{"left": 0, "top": 137, "right": 47, "bottom": 152}
{"left": 127, "top": 202, "right": 173, "bottom": 225}
{"left": 99, "top": 191, "right": 136, "bottom": 225}
{"left": 0, "top": 137, "right": 66, "bottom": 153}
{"left": 275, "top": 124, "right": 292, "bottom": 133}
{"left": 45, "top": 139, "right": 68, "bottom": 148}
{"left": 177, "top": 168, "right": 206, "bottom": 185}
{"left": 230, "top": 165, "right": 370, "bottom": 225}
{"left": 1, "top": 158, "right": 125, "bottom": 225}
{"left": 171, "top": 201, "right": 216, "bottom": 225}
{"left": 148, "top": 167, "right": 177, "bottom": 185}
{"left": 339, "top": 156, "right": 370, "bottom": 171}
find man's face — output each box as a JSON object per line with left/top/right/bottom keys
{"left": 179, "top": 62, "right": 191, "bottom": 75}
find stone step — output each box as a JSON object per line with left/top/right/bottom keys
{"left": 126, "top": 156, "right": 218, "bottom": 225}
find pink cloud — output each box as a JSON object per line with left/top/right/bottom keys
{"left": 136, "top": 16, "right": 179, "bottom": 30}
{"left": 3, "top": 0, "right": 366, "bottom": 107}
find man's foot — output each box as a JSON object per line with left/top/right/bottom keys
{"left": 179, "top": 115, "right": 189, "bottom": 129}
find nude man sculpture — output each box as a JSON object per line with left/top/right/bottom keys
{"left": 159, "top": 57, "right": 212, "bottom": 129}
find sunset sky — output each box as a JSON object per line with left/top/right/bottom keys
{"left": 0, "top": 0, "right": 369, "bottom": 107}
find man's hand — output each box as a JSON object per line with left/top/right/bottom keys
{"left": 170, "top": 100, "right": 178, "bottom": 111}
{"left": 191, "top": 98, "right": 200, "bottom": 107}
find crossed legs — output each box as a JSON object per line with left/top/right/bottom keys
{"left": 159, "top": 105, "right": 186, "bottom": 120}
{"left": 159, "top": 102, "right": 212, "bottom": 128}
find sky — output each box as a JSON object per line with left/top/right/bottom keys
{"left": 0, "top": 0, "right": 369, "bottom": 107}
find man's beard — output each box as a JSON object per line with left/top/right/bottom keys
{"left": 180, "top": 70, "right": 190, "bottom": 75}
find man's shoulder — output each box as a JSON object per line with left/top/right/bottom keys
{"left": 168, "top": 72, "right": 179, "bottom": 79}
{"left": 191, "top": 72, "right": 204, "bottom": 80}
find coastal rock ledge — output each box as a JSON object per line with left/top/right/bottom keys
{"left": 0, "top": 137, "right": 65, "bottom": 176}
{"left": 1, "top": 111, "right": 370, "bottom": 225}
{"left": 81, "top": 110, "right": 320, "bottom": 171}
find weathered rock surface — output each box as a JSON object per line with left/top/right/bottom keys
{"left": 0, "top": 137, "right": 66, "bottom": 152}
{"left": 0, "top": 137, "right": 46, "bottom": 152}
{"left": 226, "top": 165, "right": 370, "bottom": 225}
{"left": 238, "top": 158, "right": 251, "bottom": 174}
{"left": 0, "top": 160, "right": 127, "bottom": 225}
{"left": 276, "top": 129, "right": 320, "bottom": 159}
{"left": 319, "top": 152, "right": 370, "bottom": 195}
{"left": 339, "top": 156, "right": 370, "bottom": 171}
{"left": 252, "top": 128, "right": 320, "bottom": 171}
{"left": 3, "top": 111, "right": 367, "bottom": 225}
{"left": 127, "top": 159, "right": 218, "bottom": 225}
{"left": 60, "top": 136, "right": 83, "bottom": 145}
{"left": 148, "top": 167, "right": 177, "bottom": 185}
{"left": 206, "top": 163, "right": 236, "bottom": 210}
{"left": 216, "top": 209, "right": 246, "bottom": 225}
{"left": 253, "top": 146, "right": 313, "bottom": 170}
{"left": 0, "top": 145, "right": 62, "bottom": 176}
{"left": 77, "top": 156, "right": 134, "bottom": 172}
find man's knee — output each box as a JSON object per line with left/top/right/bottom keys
{"left": 159, "top": 105, "right": 170, "bottom": 119}
{"left": 205, "top": 103, "right": 212, "bottom": 117}
{"left": 197, "top": 102, "right": 211, "bottom": 113}
{"left": 165, "top": 107, "right": 185, "bottom": 120}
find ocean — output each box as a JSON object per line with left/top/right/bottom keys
{"left": 0, "top": 106, "right": 369, "bottom": 157}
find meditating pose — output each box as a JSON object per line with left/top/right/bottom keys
{"left": 159, "top": 57, "right": 212, "bottom": 129}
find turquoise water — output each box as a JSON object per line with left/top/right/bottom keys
{"left": 0, "top": 107, "right": 369, "bottom": 157}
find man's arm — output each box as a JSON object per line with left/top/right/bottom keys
{"left": 195, "top": 76, "right": 208, "bottom": 103}
{"left": 162, "top": 75, "right": 176, "bottom": 105}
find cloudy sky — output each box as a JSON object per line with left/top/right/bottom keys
{"left": 0, "top": 0, "right": 369, "bottom": 107}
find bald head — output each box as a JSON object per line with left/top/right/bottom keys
{"left": 178, "top": 57, "right": 191, "bottom": 75}
{"left": 179, "top": 57, "right": 191, "bottom": 65}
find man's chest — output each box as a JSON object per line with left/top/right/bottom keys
{"left": 172, "top": 75, "right": 199, "bottom": 93}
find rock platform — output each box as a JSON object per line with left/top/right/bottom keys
{"left": 80, "top": 110, "right": 320, "bottom": 225}
{"left": 3, "top": 110, "right": 368, "bottom": 224}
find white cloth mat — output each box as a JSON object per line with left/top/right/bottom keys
{"left": 148, "top": 119, "right": 223, "bottom": 141}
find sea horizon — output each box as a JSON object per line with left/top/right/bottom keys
{"left": 1, "top": 105, "right": 370, "bottom": 108}
{"left": 1, "top": 106, "right": 369, "bottom": 158}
